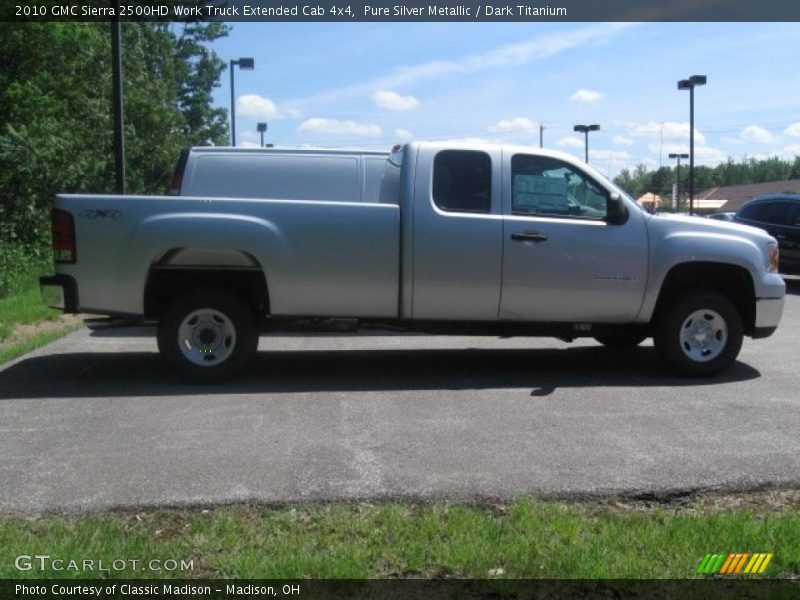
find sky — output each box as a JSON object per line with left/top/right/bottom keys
{"left": 208, "top": 22, "right": 800, "bottom": 177}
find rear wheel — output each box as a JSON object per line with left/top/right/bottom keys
{"left": 157, "top": 288, "right": 258, "bottom": 382}
{"left": 653, "top": 291, "right": 743, "bottom": 377}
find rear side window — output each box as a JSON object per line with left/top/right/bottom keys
{"left": 432, "top": 150, "right": 491, "bottom": 213}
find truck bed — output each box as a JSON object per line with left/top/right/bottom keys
{"left": 53, "top": 194, "right": 401, "bottom": 318}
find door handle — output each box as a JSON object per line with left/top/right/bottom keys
{"left": 511, "top": 231, "right": 548, "bottom": 243}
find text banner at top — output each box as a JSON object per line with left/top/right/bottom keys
{"left": 4, "top": 0, "right": 800, "bottom": 22}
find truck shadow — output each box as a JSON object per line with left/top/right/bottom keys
{"left": 0, "top": 346, "right": 760, "bottom": 400}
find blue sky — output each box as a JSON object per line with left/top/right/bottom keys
{"left": 208, "top": 22, "right": 800, "bottom": 176}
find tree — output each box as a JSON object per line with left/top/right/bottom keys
{"left": 0, "top": 22, "right": 229, "bottom": 293}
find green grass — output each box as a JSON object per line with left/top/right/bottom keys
{"left": 1, "top": 498, "right": 799, "bottom": 579}
{"left": 0, "top": 270, "right": 78, "bottom": 365}
{"left": 0, "top": 271, "right": 61, "bottom": 340}
{"left": 0, "top": 322, "right": 83, "bottom": 365}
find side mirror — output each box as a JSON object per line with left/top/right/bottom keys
{"left": 606, "top": 192, "right": 628, "bottom": 225}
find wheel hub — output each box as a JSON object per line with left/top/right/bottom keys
{"left": 679, "top": 309, "right": 727, "bottom": 362}
{"left": 178, "top": 309, "right": 237, "bottom": 366}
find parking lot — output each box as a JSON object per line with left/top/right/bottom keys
{"left": 1, "top": 282, "right": 798, "bottom": 514}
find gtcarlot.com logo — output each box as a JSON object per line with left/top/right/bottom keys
{"left": 14, "top": 554, "right": 193, "bottom": 573}
{"left": 697, "top": 552, "right": 773, "bottom": 575}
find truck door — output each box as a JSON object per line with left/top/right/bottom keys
{"left": 411, "top": 148, "right": 503, "bottom": 320}
{"left": 500, "top": 151, "right": 648, "bottom": 322}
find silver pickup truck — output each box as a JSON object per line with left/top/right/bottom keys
{"left": 40, "top": 142, "right": 785, "bottom": 381}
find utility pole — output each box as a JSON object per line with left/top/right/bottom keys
{"left": 539, "top": 123, "right": 545, "bottom": 148}
{"left": 110, "top": 10, "right": 125, "bottom": 194}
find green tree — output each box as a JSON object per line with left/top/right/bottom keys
{"left": 0, "top": 22, "right": 229, "bottom": 294}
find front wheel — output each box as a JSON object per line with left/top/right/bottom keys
{"left": 653, "top": 292, "right": 743, "bottom": 377}
{"left": 157, "top": 288, "right": 258, "bottom": 382}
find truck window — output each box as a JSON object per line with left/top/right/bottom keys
{"left": 432, "top": 150, "right": 491, "bottom": 213}
{"left": 511, "top": 154, "right": 608, "bottom": 220}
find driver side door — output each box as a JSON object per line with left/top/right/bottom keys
{"left": 500, "top": 152, "right": 648, "bottom": 323}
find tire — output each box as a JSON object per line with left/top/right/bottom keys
{"left": 653, "top": 291, "right": 743, "bottom": 377}
{"left": 594, "top": 332, "right": 647, "bottom": 349}
{"left": 157, "top": 288, "right": 258, "bottom": 382}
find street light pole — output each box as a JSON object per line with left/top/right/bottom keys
{"left": 539, "top": 123, "right": 545, "bottom": 148}
{"left": 678, "top": 75, "right": 706, "bottom": 215}
{"left": 257, "top": 122, "right": 268, "bottom": 147}
{"left": 229, "top": 57, "right": 255, "bottom": 146}
{"left": 668, "top": 152, "right": 689, "bottom": 212}
{"left": 573, "top": 124, "right": 600, "bottom": 163}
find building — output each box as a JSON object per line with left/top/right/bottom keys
{"left": 696, "top": 179, "right": 800, "bottom": 213}
{"left": 636, "top": 192, "right": 662, "bottom": 213}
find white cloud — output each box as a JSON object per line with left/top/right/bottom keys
{"left": 488, "top": 117, "right": 539, "bottom": 133}
{"left": 372, "top": 90, "right": 420, "bottom": 111}
{"left": 297, "top": 118, "right": 382, "bottom": 137}
{"left": 237, "top": 94, "right": 278, "bottom": 119}
{"left": 740, "top": 125, "right": 776, "bottom": 144}
{"left": 236, "top": 94, "right": 301, "bottom": 120}
{"left": 611, "top": 135, "right": 634, "bottom": 146}
{"left": 629, "top": 121, "right": 706, "bottom": 145}
{"left": 238, "top": 141, "right": 262, "bottom": 149}
{"left": 570, "top": 89, "right": 603, "bottom": 103}
{"left": 783, "top": 122, "right": 800, "bottom": 137}
{"left": 394, "top": 128, "right": 413, "bottom": 141}
{"left": 289, "top": 23, "right": 633, "bottom": 108}
{"left": 556, "top": 136, "right": 585, "bottom": 148}
{"left": 783, "top": 143, "right": 800, "bottom": 156}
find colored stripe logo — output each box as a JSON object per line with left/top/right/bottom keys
{"left": 697, "top": 553, "right": 773, "bottom": 575}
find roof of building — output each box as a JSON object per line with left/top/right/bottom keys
{"left": 697, "top": 179, "right": 800, "bottom": 212}
{"left": 636, "top": 192, "right": 662, "bottom": 205}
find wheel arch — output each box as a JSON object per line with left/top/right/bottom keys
{"left": 651, "top": 262, "right": 756, "bottom": 335}
{"left": 144, "top": 247, "right": 270, "bottom": 321}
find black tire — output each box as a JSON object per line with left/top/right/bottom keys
{"left": 157, "top": 288, "right": 258, "bottom": 382}
{"left": 594, "top": 332, "right": 647, "bottom": 349}
{"left": 653, "top": 291, "right": 743, "bottom": 377}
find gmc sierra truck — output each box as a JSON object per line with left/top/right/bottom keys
{"left": 40, "top": 142, "right": 785, "bottom": 381}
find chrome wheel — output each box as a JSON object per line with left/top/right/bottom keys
{"left": 678, "top": 309, "right": 727, "bottom": 363}
{"left": 177, "top": 308, "right": 237, "bottom": 367}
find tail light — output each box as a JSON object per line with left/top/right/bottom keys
{"left": 52, "top": 208, "right": 76, "bottom": 264}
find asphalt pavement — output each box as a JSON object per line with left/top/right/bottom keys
{"left": 1, "top": 283, "right": 799, "bottom": 514}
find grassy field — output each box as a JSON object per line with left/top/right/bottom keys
{"left": 2, "top": 494, "right": 799, "bottom": 579}
{"left": 0, "top": 271, "right": 80, "bottom": 365}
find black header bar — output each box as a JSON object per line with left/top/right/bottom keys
{"left": 4, "top": 0, "right": 800, "bottom": 22}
